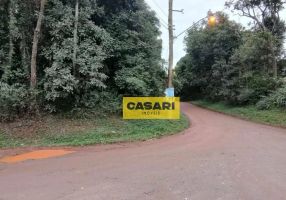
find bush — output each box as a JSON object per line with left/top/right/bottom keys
{"left": 62, "top": 90, "right": 122, "bottom": 119}
{"left": 257, "top": 85, "right": 286, "bottom": 110}
{"left": 0, "top": 82, "right": 38, "bottom": 121}
{"left": 236, "top": 88, "right": 256, "bottom": 105}
{"left": 236, "top": 75, "right": 279, "bottom": 105}
{"left": 79, "top": 90, "right": 122, "bottom": 114}
{"left": 256, "top": 98, "right": 272, "bottom": 110}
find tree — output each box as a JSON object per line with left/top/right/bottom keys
{"left": 182, "top": 12, "right": 243, "bottom": 100}
{"left": 96, "top": 0, "right": 165, "bottom": 96}
{"left": 30, "top": 0, "right": 47, "bottom": 88}
{"left": 0, "top": 0, "right": 166, "bottom": 117}
{"left": 225, "top": 0, "right": 286, "bottom": 77}
{"left": 173, "top": 55, "right": 194, "bottom": 100}
{"left": 226, "top": 0, "right": 285, "bottom": 33}
{"left": 175, "top": 11, "right": 281, "bottom": 105}
{"left": 0, "top": 0, "right": 10, "bottom": 79}
{"left": 72, "top": 0, "right": 79, "bottom": 75}
{"left": 8, "top": 0, "right": 15, "bottom": 67}
{"left": 43, "top": 0, "right": 112, "bottom": 111}
{"left": 0, "top": 0, "right": 34, "bottom": 85}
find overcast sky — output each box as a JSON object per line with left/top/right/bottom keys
{"left": 145, "top": 0, "right": 285, "bottom": 65}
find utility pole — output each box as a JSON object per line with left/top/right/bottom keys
{"left": 168, "top": 0, "right": 173, "bottom": 88}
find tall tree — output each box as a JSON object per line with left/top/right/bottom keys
{"left": 179, "top": 12, "right": 243, "bottom": 101}
{"left": 30, "top": 0, "right": 47, "bottom": 88}
{"left": 0, "top": 1, "right": 8, "bottom": 79}
{"left": 43, "top": 0, "right": 112, "bottom": 111}
{"left": 225, "top": 0, "right": 286, "bottom": 77}
{"left": 8, "top": 0, "right": 15, "bottom": 67}
{"left": 96, "top": 0, "right": 165, "bottom": 96}
{"left": 72, "top": 0, "right": 79, "bottom": 75}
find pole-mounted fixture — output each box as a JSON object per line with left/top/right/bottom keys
{"left": 174, "top": 11, "right": 218, "bottom": 39}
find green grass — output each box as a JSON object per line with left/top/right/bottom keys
{"left": 0, "top": 114, "right": 189, "bottom": 148}
{"left": 192, "top": 100, "right": 286, "bottom": 128}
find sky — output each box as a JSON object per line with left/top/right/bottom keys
{"left": 145, "top": 0, "right": 285, "bottom": 65}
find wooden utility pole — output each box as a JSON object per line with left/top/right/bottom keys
{"left": 168, "top": 0, "right": 173, "bottom": 88}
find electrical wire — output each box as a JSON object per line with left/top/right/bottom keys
{"left": 160, "top": 21, "right": 169, "bottom": 30}
{"left": 157, "top": 15, "right": 168, "bottom": 27}
{"left": 153, "top": 0, "right": 168, "bottom": 18}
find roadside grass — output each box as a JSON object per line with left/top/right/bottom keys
{"left": 192, "top": 100, "right": 286, "bottom": 128}
{"left": 0, "top": 114, "right": 189, "bottom": 148}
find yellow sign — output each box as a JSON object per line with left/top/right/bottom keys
{"left": 123, "top": 97, "right": 180, "bottom": 119}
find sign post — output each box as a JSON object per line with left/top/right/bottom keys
{"left": 165, "top": 88, "right": 175, "bottom": 97}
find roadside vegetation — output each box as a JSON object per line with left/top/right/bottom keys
{"left": 0, "top": 114, "right": 189, "bottom": 148}
{"left": 175, "top": 0, "right": 286, "bottom": 123}
{"left": 1, "top": 0, "right": 285, "bottom": 148}
{"left": 0, "top": 0, "right": 165, "bottom": 122}
{"left": 193, "top": 100, "right": 286, "bottom": 128}
{"left": 0, "top": 0, "right": 188, "bottom": 148}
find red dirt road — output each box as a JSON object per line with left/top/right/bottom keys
{"left": 0, "top": 103, "right": 286, "bottom": 200}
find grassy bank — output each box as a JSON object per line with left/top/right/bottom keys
{"left": 0, "top": 114, "right": 189, "bottom": 148}
{"left": 192, "top": 100, "right": 286, "bottom": 128}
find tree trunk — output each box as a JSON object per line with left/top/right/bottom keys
{"left": 73, "top": 0, "right": 79, "bottom": 76}
{"left": 269, "top": 37, "right": 278, "bottom": 78}
{"left": 8, "top": 0, "right": 14, "bottom": 67}
{"left": 20, "top": 39, "right": 29, "bottom": 77}
{"left": 30, "top": 0, "right": 47, "bottom": 88}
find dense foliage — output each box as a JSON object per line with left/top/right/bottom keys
{"left": 175, "top": 4, "right": 286, "bottom": 110}
{"left": 0, "top": 0, "right": 166, "bottom": 120}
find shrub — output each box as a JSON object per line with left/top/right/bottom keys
{"left": 79, "top": 90, "right": 122, "bottom": 114}
{"left": 236, "top": 88, "right": 256, "bottom": 105}
{"left": 60, "top": 91, "right": 121, "bottom": 119}
{"left": 256, "top": 85, "right": 286, "bottom": 110}
{"left": 256, "top": 98, "right": 272, "bottom": 110}
{"left": 0, "top": 82, "right": 38, "bottom": 121}
{"left": 236, "top": 75, "right": 279, "bottom": 105}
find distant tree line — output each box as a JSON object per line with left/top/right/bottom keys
{"left": 0, "top": 0, "right": 166, "bottom": 121}
{"left": 175, "top": 0, "right": 286, "bottom": 110}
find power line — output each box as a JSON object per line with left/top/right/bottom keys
{"left": 175, "top": 16, "right": 207, "bottom": 39}
{"left": 175, "top": 8, "right": 227, "bottom": 39}
{"left": 160, "top": 21, "right": 169, "bottom": 30}
{"left": 153, "top": 0, "right": 168, "bottom": 17}
{"left": 147, "top": 0, "right": 169, "bottom": 30}
{"left": 157, "top": 15, "right": 168, "bottom": 27}
{"left": 155, "top": 13, "right": 169, "bottom": 30}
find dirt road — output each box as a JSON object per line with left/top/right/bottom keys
{"left": 0, "top": 103, "right": 286, "bottom": 200}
